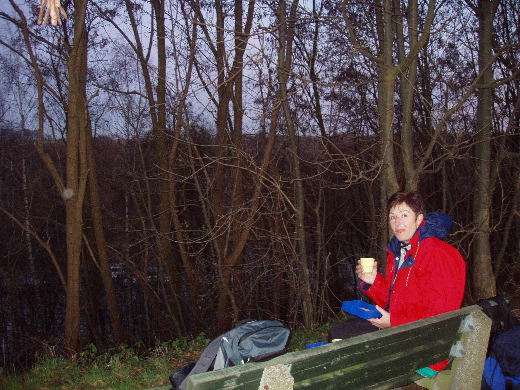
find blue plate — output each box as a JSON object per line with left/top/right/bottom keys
{"left": 342, "top": 300, "right": 381, "bottom": 319}
{"left": 305, "top": 342, "right": 328, "bottom": 349}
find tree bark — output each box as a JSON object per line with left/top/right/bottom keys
{"left": 168, "top": 17, "right": 200, "bottom": 328}
{"left": 377, "top": 0, "right": 400, "bottom": 253}
{"left": 396, "top": 0, "right": 420, "bottom": 190}
{"left": 277, "top": 0, "right": 314, "bottom": 328}
{"left": 150, "top": 0, "right": 186, "bottom": 337}
{"left": 341, "top": 0, "right": 435, "bottom": 251}
{"left": 85, "top": 127, "right": 129, "bottom": 345}
{"left": 188, "top": 0, "right": 258, "bottom": 332}
{"left": 471, "top": 0, "right": 498, "bottom": 300}
{"left": 64, "top": 0, "right": 89, "bottom": 358}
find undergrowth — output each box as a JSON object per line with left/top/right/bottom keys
{"left": 0, "top": 323, "right": 333, "bottom": 390}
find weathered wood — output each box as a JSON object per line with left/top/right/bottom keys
{"left": 184, "top": 305, "right": 490, "bottom": 390}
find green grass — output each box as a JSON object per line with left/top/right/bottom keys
{"left": 0, "top": 322, "right": 337, "bottom": 390}
{"left": 0, "top": 334, "right": 209, "bottom": 390}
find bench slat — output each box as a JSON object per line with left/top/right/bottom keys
{"left": 187, "top": 306, "right": 483, "bottom": 390}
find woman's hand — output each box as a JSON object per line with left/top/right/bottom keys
{"left": 368, "top": 305, "right": 391, "bottom": 329}
{"left": 356, "top": 260, "right": 377, "bottom": 285}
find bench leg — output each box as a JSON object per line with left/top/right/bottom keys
{"left": 258, "top": 364, "right": 294, "bottom": 390}
{"left": 415, "top": 310, "right": 491, "bottom": 390}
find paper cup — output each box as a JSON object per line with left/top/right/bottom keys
{"left": 360, "top": 257, "right": 375, "bottom": 273}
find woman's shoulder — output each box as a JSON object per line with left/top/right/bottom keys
{"left": 421, "top": 236, "right": 452, "bottom": 246}
{"left": 419, "top": 237, "right": 464, "bottom": 259}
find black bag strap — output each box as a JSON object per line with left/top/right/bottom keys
{"left": 476, "top": 295, "right": 520, "bottom": 354}
{"left": 487, "top": 296, "right": 518, "bottom": 329}
{"left": 178, "top": 335, "right": 224, "bottom": 390}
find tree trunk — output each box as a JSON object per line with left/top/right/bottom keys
{"left": 277, "top": 0, "right": 314, "bottom": 328}
{"left": 211, "top": 0, "right": 238, "bottom": 329}
{"left": 188, "top": 0, "right": 258, "bottom": 332}
{"left": 168, "top": 22, "right": 200, "bottom": 328}
{"left": 151, "top": 0, "right": 186, "bottom": 337}
{"left": 471, "top": 0, "right": 498, "bottom": 300}
{"left": 396, "top": 0, "right": 419, "bottom": 190}
{"left": 85, "top": 128, "right": 129, "bottom": 345}
{"left": 63, "top": 0, "right": 89, "bottom": 358}
{"left": 377, "top": 0, "right": 399, "bottom": 253}
{"left": 339, "top": 0, "right": 435, "bottom": 251}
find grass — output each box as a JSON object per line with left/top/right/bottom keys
{"left": 0, "top": 333, "right": 210, "bottom": 390}
{"left": 0, "top": 322, "right": 335, "bottom": 390}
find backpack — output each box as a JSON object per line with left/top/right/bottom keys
{"left": 169, "top": 319, "right": 291, "bottom": 390}
{"left": 477, "top": 296, "right": 520, "bottom": 390}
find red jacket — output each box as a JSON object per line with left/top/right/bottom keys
{"left": 361, "top": 212, "right": 466, "bottom": 371}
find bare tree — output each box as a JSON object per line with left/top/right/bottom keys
{"left": 275, "top": 0, "right": 315, "bottom": 328}
{"left": 60, "top": 0, "right": 90, "bottom": 358}
{"left": 465, "top": 0, "right": 499, "bottom": 300}
{"left": 188, "top": 0, "right": 262, "bottom": 331}
{"left": 337, "top": 0, "right": 436, "bottom": 255}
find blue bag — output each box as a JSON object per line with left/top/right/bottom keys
{"left": 477, "top": 296, "right": 520, "bottom": 390}
{"left": 482, "top": 325, "right": 520, "bottom": 390}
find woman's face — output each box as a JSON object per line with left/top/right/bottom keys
{"left": 389, "top": 202, "right": 424, "bottom": 243}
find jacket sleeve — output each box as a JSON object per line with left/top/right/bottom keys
{"left": 360, "top": 252, "right": 393, "bottom": 308}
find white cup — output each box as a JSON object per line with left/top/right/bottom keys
{"left": 360, "top": 258, "right": 375, "bottom": 274}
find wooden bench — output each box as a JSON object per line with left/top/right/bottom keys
{"left": 149, "top": 305, "right": 491, "bottom": 390}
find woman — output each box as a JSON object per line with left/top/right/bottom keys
{"left": 329, "top": 190, "right": 466, "bottom": 373}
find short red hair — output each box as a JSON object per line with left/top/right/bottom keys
{"left": 387, "top": 191, "right": 426, "bottom": 216}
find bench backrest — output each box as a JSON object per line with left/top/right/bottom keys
{"left": 186, "top": 305, "right": 491, "bottom": 390}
